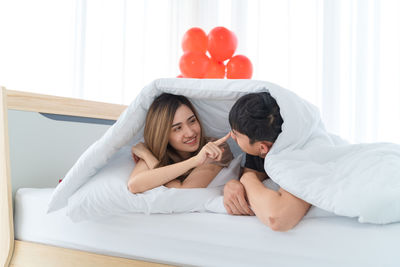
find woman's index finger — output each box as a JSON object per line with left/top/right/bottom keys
{"left": 213, "top": 132, "right": 231, "bottom": 146}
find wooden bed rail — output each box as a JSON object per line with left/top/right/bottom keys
{"left": 1, "top": 87, "right": 14, "bottom": 267}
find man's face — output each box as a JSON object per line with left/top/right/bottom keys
{"left": 230, "top": 130, "right": 262, "bottom": 157}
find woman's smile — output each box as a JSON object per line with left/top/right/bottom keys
{"left": 184, "top": 136, "right": 198, "bottom": 146}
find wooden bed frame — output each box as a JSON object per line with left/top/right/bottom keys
{"left": 0, "top": 87, "right": 171, "bottom": 267}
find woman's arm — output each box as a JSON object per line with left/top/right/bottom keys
{"left": 165, "top": 163, "right": 223, "bottom": 189}
{"left": 128, "top": 133, "right": 230, "bottom": 193}
{"left": 129, "top": 159, "right": 150, "bottom": 180}
{"left": 131, "top": 142, "right": 159, "bottom": 169}
{"left": 128, "top": 156, "right": 198, "bottom": 193}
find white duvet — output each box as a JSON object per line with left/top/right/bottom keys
{"left": 48, "top": 78, "right": 400, "bottom": 224}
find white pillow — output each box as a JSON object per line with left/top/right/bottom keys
{"left": 66, "top": 147, "right": 243, "bottom": 222}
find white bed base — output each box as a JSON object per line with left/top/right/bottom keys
{"left": 0, "top": 87, "right": 169, "bottom": 267}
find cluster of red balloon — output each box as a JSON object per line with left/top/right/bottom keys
{"left": 178, "top": 27, "right": 253, "bottom": 79}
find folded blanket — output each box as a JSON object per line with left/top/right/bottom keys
{"left": 49, "top": 78, "right": 400, "bottom": 224}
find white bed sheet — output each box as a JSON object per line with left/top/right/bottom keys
{"left": 14, "top": 188, "right": 400, "bottom": 267}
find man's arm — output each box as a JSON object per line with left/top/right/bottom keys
{"left": 223, "top": 168, "right": 266, "bottom": 215}
{"left": 240, "top": 171, "right": 310, "bottom": 231}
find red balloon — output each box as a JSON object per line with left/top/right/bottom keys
{"left": 179, "top": 52, "right": 210, "bottom": 78}
{"left": 226, "top": 55, "right": 253, "bottom": 79}
{"left": 207, "top": 27, "right": 237, "bottom": 62}
{"left": 182, "top": 27, "right": 208, "bottom": 54}
{"left": 204, "top": 59, "right": 225, "bottom": 79}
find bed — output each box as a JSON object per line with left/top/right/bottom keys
{"left": 1, "top": 86, "right": 400, "bottom": 267}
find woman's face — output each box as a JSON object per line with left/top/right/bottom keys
{"left": 168, "top": 104, "right": 201, "bottom": 156}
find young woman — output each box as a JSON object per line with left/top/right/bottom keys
{"left": 127, "top": 93, "right": 232, "bottom": 194}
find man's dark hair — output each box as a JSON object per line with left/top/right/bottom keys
{"left": 229, "top": 92, "right": 283, "bottom": 144}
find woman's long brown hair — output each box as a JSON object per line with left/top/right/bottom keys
{"left": 144, "top": 93, "right": 206, "bottom": 168}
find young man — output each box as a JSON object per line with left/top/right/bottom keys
{"left": 223, "top": 92, "right": 310, "bottom": 231}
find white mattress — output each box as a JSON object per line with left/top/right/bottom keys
{"left": 14, "top": 188, "right": 400, "bottom": 267}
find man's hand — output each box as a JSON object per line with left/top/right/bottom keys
{"left": 223, "top": 179, "right": 254, "bottom": 215}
